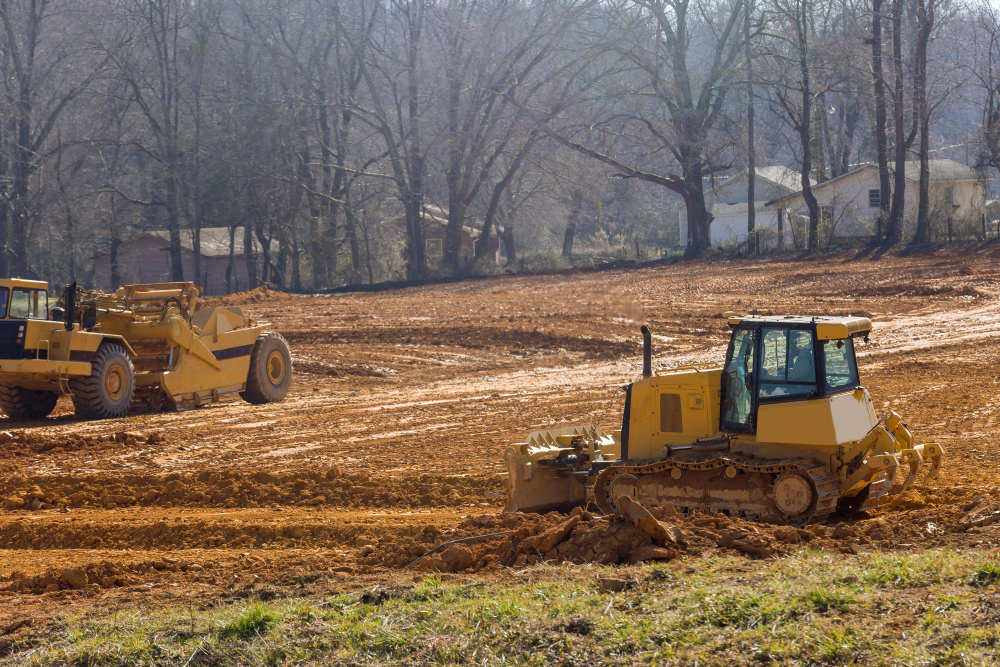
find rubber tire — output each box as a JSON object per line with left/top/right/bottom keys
{"left": 70, "top": 343, "right": 135, "bottom": 419}
{"left": 0, "top": 384, "right": 58, "bottom": 419}
{"left": 240, "top": 332, "right": 292, "bottom": 404}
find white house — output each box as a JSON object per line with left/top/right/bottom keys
{"left": 765, "top": 159, "right": 987, "bottom": 245}
{"left": 678, "top": 166, "right": 813, "bottom": 250}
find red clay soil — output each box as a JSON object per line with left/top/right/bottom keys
{"left": 3, "top": 246, "right": 1000, "bottom": 646}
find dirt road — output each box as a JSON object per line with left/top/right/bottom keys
{"left": 2, "top": 247, "right": 1000, "bottom": 633}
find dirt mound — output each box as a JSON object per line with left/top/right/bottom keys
{"left": 205, "top": 285, "right": 282, "bottom": 306}
{"left": 374, "top": 503, "right": 873, "bottom": 573}
{"left": 376, "top": 493, "right": 1000, "bottom": 574}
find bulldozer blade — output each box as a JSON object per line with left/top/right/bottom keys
{"left": 504, "top": 425, "right": 619, "bottom": 514}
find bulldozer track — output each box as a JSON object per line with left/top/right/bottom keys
{"left": 593, "top": 453, "right": 840, "bottom": 526}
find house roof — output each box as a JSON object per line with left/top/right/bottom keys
{"left": 756, "top": 165, "right": 814, "bottom": 191}
{"left": 905, "top": 159, "right": 981, "bottom": 181}
{"left": 713, "top": 165, "right": 814, "bottom": 194}
{"left": 710, "top": 202, "right": 770, "bottom": 217}
{"left": 389, "top": 204, "right": 484, "bottom": 237}
{"left": 146, "top": 227, "right": 271, "bottom": 257}
{"left": 766, "top": 159, "right": 982, "bottom": 206}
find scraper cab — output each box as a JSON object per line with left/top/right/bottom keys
{"left": 505, "top": 315, "right": 942, "bottom": 524}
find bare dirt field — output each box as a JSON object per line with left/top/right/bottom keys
{"left": 3, "top": 246, "right": 1000, "bottom": 651}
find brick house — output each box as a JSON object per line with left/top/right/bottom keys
{"left": 92, "top": 228, "right": 269, "bottom": 295}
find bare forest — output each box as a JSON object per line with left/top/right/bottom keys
{"left": 0, "top": 0, "right": 997, "bottom": 291}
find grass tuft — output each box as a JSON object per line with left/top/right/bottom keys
{"left": 970, "top": 560, "right": 1000, "bottom": 588}
{"left": 693, "top": 592, "right": 797, "bottom": 629}
{"left": 217, "top": 603, "right": 278, "bottom": 640}
{"left": 803, "top": 587, "right": 854, "bottom": 613}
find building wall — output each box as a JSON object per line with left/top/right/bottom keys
{"left": 774, "top": 168, "right": 987, "bottom": 239}
{"left": 710, "top": 209, "right": 791, "bottom": 250}
{"left": 93, "top": 235, "right": 254, "bottom": 295}
{"left": 416, "top": 223, "right": 500, "bottom": 270}
{"left": 680, "top": 174, "right": 797, "bottom": 247}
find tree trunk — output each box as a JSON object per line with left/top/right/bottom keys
{"left": 343, "top": 199, "right": 363, "bottom": 283}
{"left": 11, "top": 92, "right": 31, "bottom": 276}
{"left": 404, "top": 1, "right": 427, "bottom": 280}
{"left": 871, "top": 0, "right": 891, "bottom": 241}
{"left": 227, "top": 224, "right": 236, "bottom": 294}
{"left": 501, "top": 220, "right": 516, "bottom": 263}
{"left": 165, "top": 171, "right": 185, "bottom": 281}
{"left": 344, "top": 202, "right": 361, "bottom": 276}
{"left": 744, "top": 0, "right": 756, "bottom": 254}
{"left": 812, "top": 95, "right": 826, "bottom": 184}
{"left": 110, "top": 194, "right": 121, "bottom": 290}
{"left": 404, "top": 194, "right": 426, "bottom": 280}
{"left": 887, "top": 0, "right": 907, "bottom": 244}
{"left": 680, "top": 154, "right": 713, "bottom": 256}
{"left": 912, "top": 0, "right": 933, "bottom": 245}
{"left": 298, "top": 138, "right": 326, "bottom": 288}
{"left": 562, "top": 189, "right": 583, "bottom": 257}
{"left": 794, "top": 0, "right": 820, "bottom": 251}
{"left": 243, "top": 219, "right": 257, "bottom": 288}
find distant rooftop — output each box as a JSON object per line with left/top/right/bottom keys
{"left": 146, "top": 227, "right": 271, "bottom": 257}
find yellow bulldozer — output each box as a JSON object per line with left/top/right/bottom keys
{"left": 0, "top": 279, "right": 291, "bottom": 419}
{"left": 505, "top": 314, "right": 942, "bottom": 525}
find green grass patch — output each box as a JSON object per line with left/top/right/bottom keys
{"left": 803, "top": 587, "right": 855, "bottom": 613}
{"left": 11, "top": 548, "right": 1000, "bottom": 666}
{"left": 217, "top": 603, "right": 278, "bottom": 640}
{"left": 970, "top": 559, "right": 1000, "bottom": 588}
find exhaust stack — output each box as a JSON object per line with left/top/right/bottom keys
{"left": 641, "top": 325, "right": 652, "bottom": 377}
{"left": 64, "top": 282, "right": 76, "bottom": 331}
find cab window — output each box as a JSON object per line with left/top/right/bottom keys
{"left": 823, "top": 338, "right": 859, "bottom": 391}
{"left": 722, "top": 327, "right": 754, "bottom": 427}
{"left": 10, "top": 288, "right": 48, "bottom": 319}
{"left": 0, "top": 287, "right": 8, "bottom": 318}
{"left": 758, "top": 328, "right": 816, "bottom": 399}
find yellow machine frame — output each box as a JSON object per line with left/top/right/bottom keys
{"left": 0, "top": 279, "right": 286, "bottom": 414}
{"left": 505, "top": 316, "right": 942, "bottom": 521}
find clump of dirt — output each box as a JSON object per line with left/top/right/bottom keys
{"left": 0, "top": 430, "right": 165, "bottom": 463}
{"left": 374, "top": 502, "right": 876, "bottom": 573}
{"left": 376, "top": 492, "right": 1000, "bottom": 574}
{"left": 1, "top": 558, "right": 207, "bottom": 595}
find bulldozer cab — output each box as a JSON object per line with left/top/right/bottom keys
{"left": 721, "top": 315, "right": 870, "bottom": 434}
{"left": 0, "top": 279, "right": 50, "bottom": 320}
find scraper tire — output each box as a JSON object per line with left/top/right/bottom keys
{"left": 70, "top": 342, "right": 135, "bottom": 419}
{"left": 0, "top": 385, "right": 58, "bottom": 419}
{"left": 241, "top": 332, "right": 292, "bottom": 404}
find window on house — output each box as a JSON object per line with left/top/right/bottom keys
{"left": 868, "top": 189, "right": 880, "bottom": 208}
{"left": 943, "top": 186, "right": 956, "bottom": 207}
{"left": 425, "top": 238, "right": 443, "bottom": 259}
